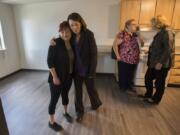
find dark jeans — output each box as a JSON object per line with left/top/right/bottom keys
{"left": 118, "top": 61, "right": 137, "bottom": 90}
{"left": 145, "top": 67, "right": 169, "bottom": 103}
{"left": 74, "top": 75, "right": 102, "bottom": 114}
{"left": 48, "top": 76, "right": 72, "bottom": 115}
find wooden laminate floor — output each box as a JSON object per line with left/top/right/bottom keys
{"left": 0, "top": 71, "right": 180, "bottom": 135}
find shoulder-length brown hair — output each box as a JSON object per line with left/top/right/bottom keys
{"left": 67, "top": 12, "right": 87, "bottom": 31}
{"left": 59, "top": 21, "right": 70, "bottom": 32}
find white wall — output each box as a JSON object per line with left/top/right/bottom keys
{"left": 0, "top": 3, "right": 20, "bottom": 78}
{"left": 13, "top": 0, "right": 120, "bottom": 70}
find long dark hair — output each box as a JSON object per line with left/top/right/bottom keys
{"left": 67, "top": 12, "right": 87, "bottom": 31}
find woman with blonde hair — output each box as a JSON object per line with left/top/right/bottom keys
{"left": 139, "top": 15, "right": 175, "bottom": 104}
{"left": 113, "top": 19, "right": 143, "bottom": 93}
{"left": 151, "top": 15, "right": 169, "bottom": 29}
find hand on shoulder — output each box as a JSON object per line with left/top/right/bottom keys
{"left": 50, "top": 37, "right": 57, "bottom": 46}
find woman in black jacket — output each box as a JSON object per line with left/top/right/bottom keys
{"left": 138, "top": 15, "right": 175, "bottom": 104}
{"left": 47, "top": 21, "right": 74, "bottom": 132}
{"left": 68, "top": 13, "right": 102, "bottom": 122}
{"left": 51, "top": 13, "right": 102, "bottom": 122}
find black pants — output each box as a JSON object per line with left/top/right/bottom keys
{"left": 118, "top": 61, "right": 137, "bottom": 90}
{"left": 48, "top": 76, "right": 72, "bottom": 115}
{"left": 145, "top": 67, "right": 169, "bottom": 103}
{"left": 74, "top": 75, "right": 102, "bottom": 114}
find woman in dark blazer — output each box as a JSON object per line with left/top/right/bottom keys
{"left": 68, "top": 13, "right": 102, "bottom": 122}
{"left": 51, "top": 13, "right": 102, "bottom": 122}
{"left": 47, "top": 21, "right": 74, "bottom": 132}
{"left": 139, "top": 15, "right": 175, "bottom": 104}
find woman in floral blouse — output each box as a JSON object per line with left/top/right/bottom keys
{"left": 113, "top": 19, "right": 142, "bottom": 93}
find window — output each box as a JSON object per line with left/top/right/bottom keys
{"left": 0, "top": 21, "right": 6, "bottom": 50}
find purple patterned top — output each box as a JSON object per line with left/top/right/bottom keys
{"left": 117, "top": 31, "right": 140, "bottom": 64}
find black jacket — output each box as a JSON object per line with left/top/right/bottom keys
{"left": 147, "top": 28, "right": 175, "bottom": 68}
{"left": 71, "top": 29, "right": 97, "bottom": 77}
{"left": 47, "top": 37, "right": 73, "bottom": 83}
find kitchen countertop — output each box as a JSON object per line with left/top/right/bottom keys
{"left": 97, "top": 45, "right": 149, "bottom": 57}
{"left": 97, "top": 44, "right": 180, "bottom": 55}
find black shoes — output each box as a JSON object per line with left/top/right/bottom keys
{"left": 49, "top": 113, "right": 73, "bottom": 132}
{"left": 92, "top": 102, "right": 102, "bottom": 110}
{"left": 138, "top": 94, "right": 151, "bottom": 99}
{"left": 48, "top": 122, "right": 63, "bottom": 132}
{"left": 76, "top": 113, "right": 84, "bottom": 122}
{"left": 120, "top": 87, "right": 137, "bottom": 95}
{"left": 75, "top": 102, "right": 102, "bottom": 123}
{"left": 138, "top": 94, "right": 160, "bottom": 105}
{"left": 143, "top": 98, "right": 159, "bottom": 105}
{"left": 63, "top": 113, "right": 73, "bottom": 123}
{"left": 125, "top": 89, "right": 137, "bottom": 95}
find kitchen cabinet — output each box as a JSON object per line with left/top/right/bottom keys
{"left": 155, "top": 0, "right": 175, "bottom": 26}
{"left": 120, "top": 0, "right": 141, "bottom": 29}
{"left": 172, "top": 0, "right": 180, "bottom": 30}
{"left": 120, "top": 0, "right": 180, "bottom": 30}
{"left": 168, "top": 55, "right": 180, "bottom": 85}
{"left": 97, "top": 45, "right": 116, "bottom": 74}
{"left": 139, "top": 0, "right": 156, "bottom": 26}
{"left": 169, "top": 76, "right": 180, "bottom": 84}
{"left": 170, "top": 69, "right": 180, "bottom": 76}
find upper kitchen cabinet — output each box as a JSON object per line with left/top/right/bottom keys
{"left": 120, "top": 0, "right": 180, "bottom": 30}
{"left": 172, "top": 0, "right": 180, "bottom": 30}
{"left": 120, "top": 0, "right": 141, "bottom": 30}
{"left": 139, "top": 0, "right": 156, "bottom": 26}
{"left": 155, "top": 0, "right": 175, "bottom": 26}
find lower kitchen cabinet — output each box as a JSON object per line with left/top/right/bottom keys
{"left": 168, "top": 54, "right": 180, "bottom": 85}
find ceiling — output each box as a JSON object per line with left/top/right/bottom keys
{"left": 0, "top": 0, "right": 71, "bottom": 4}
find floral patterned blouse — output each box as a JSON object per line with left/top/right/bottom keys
{"left": 117, "top": 31, "right": 140, "bottom": 64}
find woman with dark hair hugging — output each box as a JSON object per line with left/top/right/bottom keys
{"left": 47, "top": 21, "right": 74, "bottom": 132}
{"left": 50, "top": 12, "right": 102, "bottom": 122}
